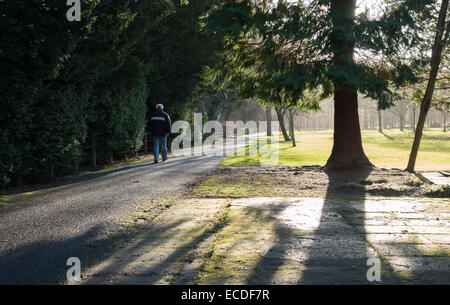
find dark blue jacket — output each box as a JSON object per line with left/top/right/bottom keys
{"left": 149, "top": 110, "right": 171, "bottom": 137}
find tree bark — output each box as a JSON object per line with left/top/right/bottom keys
{"left": 266, "top": 105, "right": 272, "bottom": 136}
{"left": 443, "top": 110, "right": 447, "bottom": 132}
{"left": 326, "top": 0, "right": 372, "bottom": 169}
{"left": 326, "top": 90, "right": 372, "bottom": 169}
{"left": 288, "top": 108, "right": 296, "bottom": 147}
{"left": 275, "top": 107, "right": 291, "bottom": 141}
{"left": 407, "top": 0, "right": 449, "bottom": 172}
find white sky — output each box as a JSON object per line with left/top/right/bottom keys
{"left": 356, "top": 0, "right": 384, "bottom": 17}
{"left": 278, "top": 0, "right": 384, "bottom": 17}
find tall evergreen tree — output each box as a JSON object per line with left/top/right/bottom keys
{"left": 205, "top": 0, "right": 432, "bottom": 169}
{"left": 137, "top": 0, "right": 222, "bottom": 122}
{"left": 0, "top": 0, "right": 173, "bottom": 184}
{"left": 0, "top": 0, "right": 98, "bottom": 183}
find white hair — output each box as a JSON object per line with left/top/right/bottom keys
{"left": 156, "top": 104, "right": 164, "bottom": 110}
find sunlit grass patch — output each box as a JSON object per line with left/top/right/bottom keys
{"left": 362, "top": 129, "right": 450, "bottom": 171}
{"left": 193, "top": 176, "right": 283, "bottom": 198}
{"left": 221, "top": 128, "right": 450, "bottom": 171}
{"left": 221, "top": 131, "right": 332, "bottom": 167}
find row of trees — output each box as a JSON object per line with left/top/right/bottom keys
{"left": 197, "top": 93, "right": 447, "bottom": 143}
{"left": 1, "top": 1, "right": 449, "bottom": 186}
{"left": 276, "top": 99, "right": 447, "bottom": 133}
{"left": 0, "top": 0, "right": 221, "bottom": 186}
{"left": 203, "top": 0, "right": 449, "bottom": 170}
{"left": 286, "top": 100, "right": 447, "bottom": 132}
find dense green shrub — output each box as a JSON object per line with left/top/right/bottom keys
{"left": 0, "top": 0, "right": 221, "bottom": 187}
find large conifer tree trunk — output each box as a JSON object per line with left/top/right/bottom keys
{"left": 326, "top": 89, "right": 371, "bottom": 168}
{"left": 325, "top": 0, "right": 372, "bottom": 169}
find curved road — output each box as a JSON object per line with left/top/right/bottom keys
{"left": 0, "top": 154, "right": 222, "bottom": 284}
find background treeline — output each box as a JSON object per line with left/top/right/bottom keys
{"left": 194, "top": 96, "right": 448, "bottom": 133}
{"left": 0, "top": 0, "right": 220, "bottom": 186}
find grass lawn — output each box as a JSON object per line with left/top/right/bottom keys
{"left": 221, "top": 128, "right": 450, "bottom": 171}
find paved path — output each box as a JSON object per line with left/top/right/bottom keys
{"left": 0, "top": 154, "right": 222, "bottom": 284}
{"left": 0, "top": 133, "right": 264, "bottom": 284}
{"left": 421, "top": 172, "right": 450, "bottom": 186}
{"left": 79, "top": 199, "right": 230, "bottom": 284}
{"left": 79, "top": 196, "right": 450, "bottom": 285}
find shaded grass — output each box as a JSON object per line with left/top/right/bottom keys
{"left": 194, "top": 205, "right": 277, "bottom": 284}
{"left": 221, "top": 129, "right": 450, "bottom": 171}
{"left": 423, "top": 184, "right": 450, "bottom": 198}
{"left": 192, "top": 176, "right": 292, "bottom": 198}
{"left": 192, "top": 166, "right": 428, "bottom": 199}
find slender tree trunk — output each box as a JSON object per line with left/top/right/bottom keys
{"left": 370, "top": 111, "right": 374, "bottom": 129}
{"left": 364, "top": 108, "right": 368, "bottom": 129}
{"left": 144, "top": 131, "right": 148, "bottom": 154}
{"left": 108, "top": 151, "right": 113, "bottom": 164}
{"left": 90, "top": 133, "right": 97, "bottom": 169}
{"left": 400, "top": 116, "right": 404, "bottom": 131}
{"left": 288, "top": 108, "right": 296, "bottom": 147}
{"left": 326, "top": 0, "right": 372, "bottom": 169}
{"left": 288, "top": 109, "right": 294, "bottom": 138}
{"left": 378, "top": 110, "right": 383, "bottom": 133}
{"left": 407, "top": 0, "right": 449, "bottom": 172}
{"left": 275, "top": 107, "right": 291, "bottom": 141}
{"left": 443, "top": 111, "right": 447, "bottom": 132}
{"left": 266, "top": 105, "right": 272, "bottom": 136}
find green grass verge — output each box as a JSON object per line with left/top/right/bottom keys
{"left": 193, "top": 176, "right": 288, "bottom": 198}
{"left": 221, "top": 128, "right": 450, "bottom": 171}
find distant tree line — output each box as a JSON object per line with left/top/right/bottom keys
{"left": 199, "top": 94, "right": 448, "bottom": 134}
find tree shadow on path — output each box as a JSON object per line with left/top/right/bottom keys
{"left": 247, "top": 166, "right": 408, "bottom": 284}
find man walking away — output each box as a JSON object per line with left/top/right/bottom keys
{"left": 149, "top": 104, "right": 171, "bottom": 163}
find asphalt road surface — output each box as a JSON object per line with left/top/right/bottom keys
{"left": 0, "top": 154, "right": 223, "bottom": 284}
